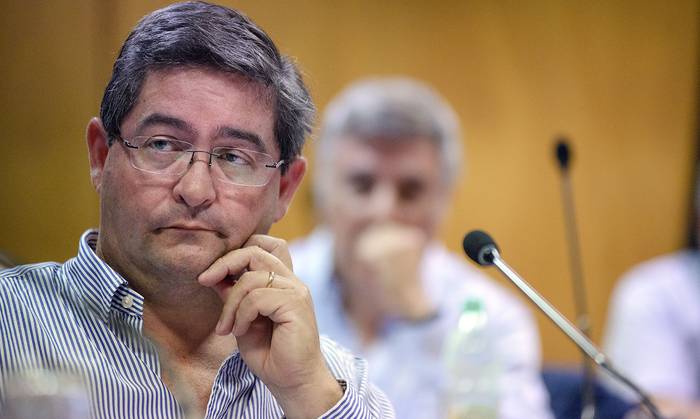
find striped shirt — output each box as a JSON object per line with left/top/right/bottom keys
{"left": 0, "top": 230, "right": 394, "bottom": 418}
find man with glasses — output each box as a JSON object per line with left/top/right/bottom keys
{"left": 290, "top": 77, "right": 553, "bottom": 418}
{"left": 0, "top": 3, "right": 392, "bottom": 418}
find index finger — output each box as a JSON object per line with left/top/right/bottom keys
{"left": 244, "top": 234, "right": 293, "bottom": 270}
{"left": 198, "top": 245, "right": 290, "bottom": 287}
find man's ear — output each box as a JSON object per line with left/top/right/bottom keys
{"left": 86, "top": 117, "right": 110, "bottom": 193}
{"left": 273, "top": 157, "right": 307, "bottom": 222}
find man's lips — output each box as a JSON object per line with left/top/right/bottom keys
{"left": 167, "top": 224, "right": 215, "bottom": 231}
{"left": 160, "top": 224, "right": 226, "bottom": 238}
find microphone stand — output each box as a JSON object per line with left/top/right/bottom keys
{"left": 484, "top": 248, "right": 664, "bottom": 419}
{"left": 555, "top": 140, "right": 596, "bottom": 419}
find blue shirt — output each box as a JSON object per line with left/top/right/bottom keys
{"left": 0, "top": 230, "right": 394, "bottom": 418}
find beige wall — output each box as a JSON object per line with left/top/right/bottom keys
{"left": 1, "top": 0, "right": 698, "bottom": 364}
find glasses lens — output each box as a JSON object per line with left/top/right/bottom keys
{"left": 131, "top": 137, "right": 191, "bottom": 173}
{"left": 214, "top": 147, "right": 273, "bottom": 186}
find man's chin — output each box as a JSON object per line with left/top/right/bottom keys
{"left": 150, "top": 247, "right": 220, "bottom": 281}
{"left": 143, "top": 230, "right": 240, "bottom": 280}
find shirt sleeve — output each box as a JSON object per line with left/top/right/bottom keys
{"left": 318, "top": 336, "right": 395, "bottom": 418}
{"left": 603, "top": 264, "right": 699, "bottom": 400}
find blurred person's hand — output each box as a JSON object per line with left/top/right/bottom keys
{"left": 354, "top": 222, "right": 436, "bottom": 321}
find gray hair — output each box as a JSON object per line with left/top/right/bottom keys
{"left": 100, "top": 1, "right": 314, "bottom": 172}
{"left": 314, "top": 77, "right": 462, "bottom": 202}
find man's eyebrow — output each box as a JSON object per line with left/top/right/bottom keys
{"left": 216, "top": 126, "right": 267, "bottom": 153}
{"left": 136, "top": 113, "right": 195, "bottom": 135}
{"left": 133, "top": 114, "right": 269, "bottom": 153}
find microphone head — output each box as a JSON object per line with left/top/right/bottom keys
{"left": 555, "top": 138, "right": 571, "bottom": 170}
{"left": 463, "top": 230, "right": 500, "bottom": 266}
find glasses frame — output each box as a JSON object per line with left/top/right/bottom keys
{"left": 117, "top": 135, "right": 285, "bottom": 187}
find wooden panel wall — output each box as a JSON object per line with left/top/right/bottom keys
{"left": 1, "top": 0, "right": 698, "bottom": 364}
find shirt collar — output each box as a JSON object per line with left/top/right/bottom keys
{"left": 63, "top": 229, "right": 144, "bottom": 318}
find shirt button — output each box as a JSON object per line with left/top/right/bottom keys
{"left": 121, "top": 295, "right": 134, "bottom": 309}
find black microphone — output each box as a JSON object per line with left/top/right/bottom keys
{"left": 555, "top": 138, "right": 571, "bottom": 171}
{"left": 553, "top": 138, "right": 590, "bottom": 334}
{"left": 462, "top": 230, "right": 498, "bottom": 265}
{"left": 462, "top": 230, "right": 665, "bottom": 419}
{"left": 553, "top": 138, "right": 595, "bottom": 419}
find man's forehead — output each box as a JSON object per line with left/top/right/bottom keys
{"left": 335, "top": 136, "right": 441, "bottom": 163}
{"left": 140, "top": 66, "right": 276, "bottom": 106}
{"left": 124, "top": 66, "right": 277, "bottom": 151}
{"left": 333, "top": 137, "right": 442, "bottom": 179}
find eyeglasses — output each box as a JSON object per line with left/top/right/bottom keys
{"left": 118, "top": 136, "right": 284, "bottom": 187}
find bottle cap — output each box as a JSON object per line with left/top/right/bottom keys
{"left": 462, "top": 297, "right": 483, "bottom": 313}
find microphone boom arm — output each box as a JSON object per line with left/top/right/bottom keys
{"left": 485, "top": 247, "right": 664, "bottom": 419}
{"left": 491, "top": 250, "right": 602, "bottom": 362}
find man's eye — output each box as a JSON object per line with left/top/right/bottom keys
{"left": 398, "top": 180, "right": 425, "bottom": 202}
{"left": 146, "top": 138, "right": 181, "bottom": 152}
{"left": 348, "top": 174, "right": 374, "bottom": 194}
{"left": 218, "top": 150, "right": 252, "bottom": 166}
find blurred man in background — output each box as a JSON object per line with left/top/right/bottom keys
{"left": 290, "top": 77, "right": 553, "bottom": 418}
{"left": 604, "top": 167, "right": 700, "bottom": 419}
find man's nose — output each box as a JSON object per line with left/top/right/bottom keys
{"left": 366, "top": 185, "right": 402, "bottom": 221}
{"left": 172, "top": 152, "right": 217, "bottom": 210}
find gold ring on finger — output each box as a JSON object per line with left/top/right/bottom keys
{"left": 266, "top": 271, "right": 276, "bottom": 288}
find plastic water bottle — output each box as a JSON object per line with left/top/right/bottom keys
{"left": 3, "top": 369, "right": 91, "bottom": 419}
{"left": 443, "top": 298, "right": 501, "bottom": 419}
